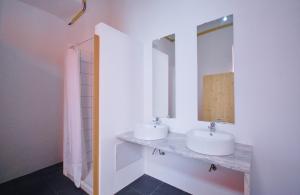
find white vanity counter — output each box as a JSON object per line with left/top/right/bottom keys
{"left": 117, "top": 131, "right": 253, "bottom": 195}
{"left": 118, "top": 131, "right": 252, "bottom": 172}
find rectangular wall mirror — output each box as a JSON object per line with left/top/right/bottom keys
{"left": 152, "top": 34, "right": 176, "bottom": 118}
{"left": 197, "top": 15, "right": 234, "bottom": 123}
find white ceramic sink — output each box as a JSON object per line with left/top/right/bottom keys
{"left": 186, "top": 129, "right": 235, "bottom": 156}
{"left": 134, "top": 123, "right": 169, "bottom": 140}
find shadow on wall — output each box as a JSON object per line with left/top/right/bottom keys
{"left": 146, "top": 150, "right": 243, "bottom": 194}
{"left": 0, "top": 41, "right": 63, "bottom": 184}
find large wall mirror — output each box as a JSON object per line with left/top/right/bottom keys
{"left": 152, "top": 34, "right": 176, "bottom": 118}
{"left": 197, "top": 15, "right": 234, "bottom": 123}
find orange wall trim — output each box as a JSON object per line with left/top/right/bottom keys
{"left": 93, "top": 35, "right": 100, "bottom": 195}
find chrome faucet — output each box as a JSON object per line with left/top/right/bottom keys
{"left": 152, "top": 117, "right": 161, "bottom": 126}
{"left": 208, "top": 119, "right": 224, "bottom": 134}
{"left": 208, "top": 121, "right": 216, "bottom": 133}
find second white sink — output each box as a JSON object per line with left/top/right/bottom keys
{"left": 134, "top": 123, "right": 169, "bottom": 140}
{"left": 186, "top": 129, "right": 235, "bottom": 156}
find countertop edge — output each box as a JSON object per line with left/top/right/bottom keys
{"left": 117, "top": 131, "right": 252, "bottom": 173}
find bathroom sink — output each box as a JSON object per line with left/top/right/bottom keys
{"left": 186, "top": 129, "right": 234, "bottom": 156}
{"left": 134, "top": 123, "right": 169, "bottom": 140}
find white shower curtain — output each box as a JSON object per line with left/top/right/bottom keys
{"left": 63, "top": 48, "right": 87, "bottom": 188}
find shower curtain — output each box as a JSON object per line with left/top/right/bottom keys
{"left": 63, "top": 48, "right": 87, "bottom": 188}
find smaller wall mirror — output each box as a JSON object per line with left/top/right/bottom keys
{"left": 197, "top": 15, "right": 234, "bottom": 123}
{"left": 152, "top": 34, "right": 176, "bottom": 118}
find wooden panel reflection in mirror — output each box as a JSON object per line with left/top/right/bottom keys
{"left": 200, "top": 72, "right": 234, "bottom": 123}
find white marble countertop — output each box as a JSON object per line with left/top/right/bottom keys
{"left": 117, "top": 131, "right": 252, "bottom": 173}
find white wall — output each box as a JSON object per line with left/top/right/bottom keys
{"left": 198, "top": 26, "right": 233, "bottom": 120}
{"left": 233, "top": 1, "right": 300, "bottom": 194}
{"left": 95, "top": 23, "right": 144, "bottom": 195}
{"left": 109, "top": 0, "right": 300, "bottom": 194}
{"left": 0, "top": 0, "right": 66, "bottom": 183}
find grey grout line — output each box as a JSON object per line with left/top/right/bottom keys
{"left": 149, "top": 182, "right": 164, "bottom": 195}
{"left": 117, "top": 175, "right": 190, "bottom": 195}
{"left": 131, "top": 187, "right": 144, "bottom": 195}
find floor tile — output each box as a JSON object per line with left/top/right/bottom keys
{"left": 35, "top": 163, "right": 63, "bottom": 177}
{"left": 0, "top": 162, "right": 87, "bottom": 195}
{"left": 129, "top": 175, "right": 163, "bottom": 194}
{"left": 115, "top": 187, "right": 141, "bottom": 195}
{"left": 17, "top": 176, "right": 53, "bottom": 195}
{"left": 0, "top": 172, "right": 51, "bottom": 195}
{"left": 56, "top": 187, "right": 88, "bottom": 195}
{"left": 42, "top": 171, "right": 75, "bottom": 192}
{"left": 16, "top": 184, "right": 55, "bottom": 195}
{"left": 152, "top": 183, "right": 191, "bottom": 195}
{"left": 0, "top": 182, "right": 19, "bottom": 195}
{"left": 115, "top": 175, "right": 191, "bottom": 195}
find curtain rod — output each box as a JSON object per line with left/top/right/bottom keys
{"left": 68, "top": 0, "right": 86, "bottom": 25}
{"left": 70, "top": 36, "right": 94, "bottom": 48}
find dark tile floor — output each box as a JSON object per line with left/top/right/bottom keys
{"left": 115, "top": 175, "right": 191, "bottom": 195}
{"left": 0, "top": 163, "right": 87, "bottom": 195}
{"left": 1, "top": 164, "right": 190, "bottom": 195}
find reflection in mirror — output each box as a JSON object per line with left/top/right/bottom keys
{"left": 152, "top": 34, "right": 176, "bottom": 118}
{"left": 197, "top": 15, "right": 234, "bottom": 123}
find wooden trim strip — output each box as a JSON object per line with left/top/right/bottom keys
{"left": 163, "top": 23, "right": 232, "bottom": 42}
{"left": 165, "top": 36, "right": 175, "bottom": 42}
{"left": 197, "top": 23, "right": 233, "bottom": 37}
{"left": 93, "top": 34, "right": 100, "bottom": 195}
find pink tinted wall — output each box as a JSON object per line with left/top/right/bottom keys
{"left": 0, "top": 0, "right": 67, "bottom": 66}
{"left": 0, "top": 0, "right": 112, "bottom": 184}
{"left": 0, "top": 0, "right": 66, "bottom": 183}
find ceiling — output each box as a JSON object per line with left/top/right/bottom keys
{"left": 18, "top": 0, "right": 82, "bottom": 21}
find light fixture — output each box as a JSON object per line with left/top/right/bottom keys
{"left": 222, "top": 16, "right": 228, "bottom": 22}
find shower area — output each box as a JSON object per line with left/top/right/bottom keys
{"left": 63, "top": 38, "right": 94, "bottom": 195}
